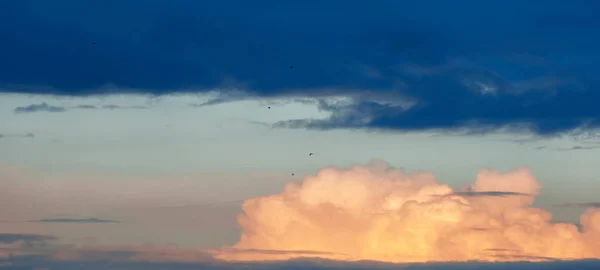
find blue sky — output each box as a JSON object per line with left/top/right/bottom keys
{"left": 1, "top": 0, "right": 600, "bottom": 268}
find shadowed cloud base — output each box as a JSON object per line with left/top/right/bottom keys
{"left": 2, "top": 252, "right": 600, "bottom": 270}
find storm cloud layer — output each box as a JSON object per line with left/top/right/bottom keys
{"left": 2, "top": 0, "right": 600, "bottom": 134}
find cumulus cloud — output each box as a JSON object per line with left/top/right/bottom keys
{"left": 3, "top": 161, "right": 600, "bottom": 266}
{"left": 212, "top": 159, "right": 600, "bottom": 263}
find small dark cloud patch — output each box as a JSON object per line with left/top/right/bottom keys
{"left": 0, "top": 234, "right": 56, "bottom": 244}
{"left": 102, "top": 104, "right": 147, "bottom": 110}
{"left": 498, "top": 137, "right": 544, "bottom": 144}
{"left": 569, "top": 131, "right": 600, "bottom": 142}
{"left": 219, "top": 248, "right": 345, "bottom": 257}
{"left": 481, "top": 248, "right": 559, "bottom": 262}
{"left": 32, "top": 218, "right": 119, "bottom": 223}
{"left": 74, "top": 104, "right": 97, "bottom": 109}
{"left": 555, "top": 202, "right": 600, "bottom": 208}
{"left": 67, "top": 250, "right": 137, "bottom": 261}
{"left": 14, "top": 103, "right": 66, "bottom": 113}
{"left": 102, "top": 104, "right": 120, "bottom": 110}
{"left": 0, "top": 233, "right": 57, "bottom": 250}
{"left": 189, "top": 99, "right": 230, "bottom": 108}
{"left": 556, "top": 145, "right": 600, "bottom": 151}
{"left": 0, "top": 133, "right": 34, "bottom": 139}
{"left": 428, "top": 128, "right": 496, "bottom": 138}
{"left": 247, "top": 121, "right": 271, "bottom": 127}
{"left": 487, "top": 254, "right": 557, "bottom": 262}
{"left": 13, "top": 104, "right": 148, "bottom": 113}
{"left": 435, "top": 191, "right": 531, "bottom": 198}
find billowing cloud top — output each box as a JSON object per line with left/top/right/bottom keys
{"left": 2, "top": 0, "right": 600, "bottom": 134}
{"left": 214, "top": 160, "right": 600, "bottom": 263}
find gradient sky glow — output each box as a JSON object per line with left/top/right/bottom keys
{"left": 1, "top": 0, "right": 600, "bottom": 269}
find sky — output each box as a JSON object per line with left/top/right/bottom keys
{"left": 1, "top": 0, "right": 600, "bottom": 269}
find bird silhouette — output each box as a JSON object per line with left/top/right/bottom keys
{"left": 290, "top": 65, "right": 294, "bottom": 69}
{"left": 268, "top": 106, "right": 271, "bottom": 109}
{"left": 92, "top": 42, "right": 96, "bottom": 45}
{"left": 309, "top": 153, "right": 314, "bottom": 156}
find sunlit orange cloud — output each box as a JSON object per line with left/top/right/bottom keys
{"left": 4, "top": 160, "right": 600, "bottom": 264}
{"left": 211, "top": 159, "right": 600, "bottom": 263}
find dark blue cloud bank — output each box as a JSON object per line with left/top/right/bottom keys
{"left": 2, "top": 0, "right": 600, "bottom": 135}
{"left": 2, "top": 257, "right": 600, "bottom": 270}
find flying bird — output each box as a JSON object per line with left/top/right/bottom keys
{"left": 290, "top": 65, "right": 294, "bottom": 69}
{"left": 268, "top": 106, "right": 271, "bottom": 109}
{"left": 291, "top": 173, "right": 294, "bottom": 176}
{"left": 309, "top": 153, "right": 314, "bottom": 156}
{"left": 92, "top": 42, "right": 96, "bottom": 45}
